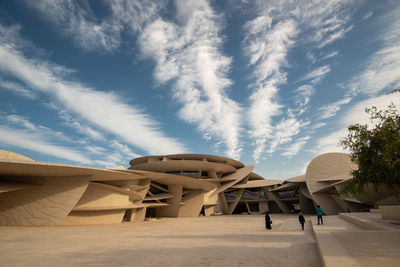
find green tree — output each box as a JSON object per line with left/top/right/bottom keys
{"left": 339, "top": 103, "right": 400, "bottom": 200}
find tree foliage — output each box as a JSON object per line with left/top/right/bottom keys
{"left": 339, "top": 103, "right": 400, "bottom": 199}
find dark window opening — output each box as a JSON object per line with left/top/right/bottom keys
{"left": 151, "top": 181, "right": 168, "bottom": 191}
{"left": 277, "top": 190, "right": 294, "bottom": 198}
{"left": 225, "top": 194, "right": 235, "bottom": 201}
{"left": 149, "top": 186, "right": 163, "bottom": 195}
{"left": 248, "top": 202, "right": 259, "bottom": 213}
{"left": 166, "top": 171, "right": 181, "bottom": 175}
{"left": 181, "top": 171, "right": 199, "bottom": 177}
{"left": 232, "top": 203, "right": 250, "bottom": 214}
{"left": 145, "top": 208, "right": 157, "bottom": 218}
{"left": 200, "top": 206, "right": 205, "bottom": 216}
{"left": 200, "top": 171, "right": 208, "bottom": 177}
{"left": 122, "top": 209, "right": 132, "bottom": 221}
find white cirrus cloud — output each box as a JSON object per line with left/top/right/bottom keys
{"left": 306, "top": 50, "right": 339, "bottom": 66}
{"left": 267, "top": 118, "right": 310, "bottom": 155}
{"left": 249, "top": 0, "right": 356, "bottom": 49}
{"left": 0, "top": 77, "right": 37, "bottom": 99}
{"left": 293, "top": 64, "right": 331, "bottom": 116}
{"left": 110, "top": 140, "right": 141, "bottom": 159}
{"left": 348, "top": 7, "right": 400, "bottom": 96}
{"left": 58, "top": 110, "right": 104, "bottom": 141}
{"left": 316, "top": 25, "right": 353, "bottom": 48}
{"left": 292, "top": 65, "right": 331, "bottom": 116}
{"left": 26, "top": 0, "right": 121, "bottom": 51}
{"left": 318, "top": 96, "right": 353, "bottom": 120}
{"left": 281, "top": 136, "right": 311, "bottom": 158}
{"left": 0, "top": 23, "right": 187, "bottom": 155}
{"left": 243, "top": 0, "right": 356, "bottom": 161}
{"left": 85, "top": 145, "right": 107, "bottom": 155}
{"left": 315, "top": 92, "right": 400, "bottom": 154}
{"left": 315, "top": 7, "right": 400, "bottom": 155}
{"left": 92, "top": 140, "right": 142, "bottom": 168}
{"left": 320, "top": 50, "right": 339, "bottom": 61}
{"left": 295, "top": 85, "right": 315, "bottom": 108}
{"left": 319, "top": 7, "right": 400, "bottom": 124}
{"left": 0, "top": 126, "right": 92, "bottom": 164}
{"left": 26, "top": 0, "right": 165, "bottom": 52}
{"left": 362, "top": 11, "right": 373, "bottom": 21}
{"left": 310, "top": 122, "right": 327, "bottom": 129}
{"left": 341, "top": 92, "right": 400, "bottom": 128}
{"left": 5, "top": 114, "right": 37, "bottom": 130}
{"left": 244, "top": 18, "right": 298, "bottom": 161}
{"left": 300, "top": 65, "right": 331, "bottom": 85}
{"left": 4, "top": 113, "right": 73, "bottom": 143}
{"left": 139, "top": 0, "right": 242, "bottom": 159}
{"left": 0, "top": 114, "right": 92, "bottom": 164}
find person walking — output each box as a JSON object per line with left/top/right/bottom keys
{"left": 316, "top": 205, "right": 323, "bottom": 225}
{"left": 298, "top": 212, "right": 306, "bottom": 230}
{"left": 264, "top": 211, "right": 272, "bottom": 230}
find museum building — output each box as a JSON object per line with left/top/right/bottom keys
{"left": 0, "top": 150, "right": 397, "bottom": 226}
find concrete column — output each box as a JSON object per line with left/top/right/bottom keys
{"left": 156, "top": 184, "right": 183, "bottom": 217}
{"left": 178, "top": 190, "right": 204, "bottom": 217}
{"left": 263, "top": 187, "right": 291, "bottom": 214}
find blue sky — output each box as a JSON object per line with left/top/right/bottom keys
{"left": 0, "top": 0, "right": 399, "bottom": 179}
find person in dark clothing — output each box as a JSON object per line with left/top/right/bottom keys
{"left": 298, "top": 212, "right": 306, "bottom": 230}
{"left": 316, "top": 205, "right": 323, "bottom": 225}
{"left": 264, "top": 211, "right": 272, "bottom": 230}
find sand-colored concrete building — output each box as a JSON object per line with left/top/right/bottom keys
{"left": 0, "top": 150, "right": 277, "bottom": 226}
{"left": 279, "top": 152, "right": 399, "bottom": 216}
{"left": 0, "top": 150, "right": 398, "bottom": 226}
{"left": 128, "top": 154, "right": 284, "bottom": 217}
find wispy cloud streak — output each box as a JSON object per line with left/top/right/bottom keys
{"left": 300, "top": 65, "right": 331, "bottom": 85}
{"left": 315, "top": 92, "right": 400, "bottom": 154}
{"left": 0, "top": 24, "right": 186, "bottom": 155}
{"left": 139, "top": 0, "right": 242, "bottom": 159}
{"left": 348, "top": 7, "right": 400, "bottom": 96}
{"left": 0, "top": 114, "right": 92, "bottom": 163}
{"left": 26, "top": 0, "right": 165, "bottom": 51}
{"left": 244, "top": 17, "right": 297, "bottom": 161}
{"left": 0, "top": 77, "right": 36, "bottom": 99}
{"left": 243, "top": 0, "right": 355, "bottom": 161}
{"left": 282, "top": 136, "right": 310, "bottom": 157}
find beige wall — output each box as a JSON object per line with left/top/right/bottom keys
{"left": 178, "top": 190, "right": 204, "bottom": 217}
{"left": 0, "top": 176, "right": 89, "bottom": 226}
{"left": 156, "top": 184, "right": 183, "bottom": 217}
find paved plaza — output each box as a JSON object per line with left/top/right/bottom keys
{"left": 0, "top": 214, "right": 320, "bottom": 267}
{"left": 1, "top": 213, "right": 400, "bottom": 267}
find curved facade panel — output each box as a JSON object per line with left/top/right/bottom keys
{"left": 129, "top": 155, "right": 271, "bottom": 217}
{"left": 131, "top": 160, "right": 237, "bottom": 175}
{"left": 0, "top": 150, "right": 397, "bottom": 226}
{"left": 305, "top": 153, "right": 357, "bottom": 215}
{"left": 130, "top": 154, "right": 244, "bottom": 169}
{"left": 306, "top": 153, "right": 356, "bottom": 194}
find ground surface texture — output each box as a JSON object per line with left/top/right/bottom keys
{"left": 0, "top": 214, "right": 320, "bottom": 267}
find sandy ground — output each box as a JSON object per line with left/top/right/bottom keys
{"left": 333, "top": 231, "right": 400, "bottom": 266}
{"left": 0, "top": 214, "right": 321, "bottom": 267}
